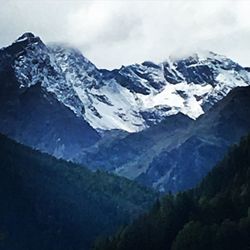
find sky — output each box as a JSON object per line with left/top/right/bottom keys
{"left": 0, "top": 0, "right": 249, "bottom": 69}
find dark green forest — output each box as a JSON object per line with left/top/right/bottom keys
{"left": 94, "top": 134, "right": 250, "bottom": 250}
{"left": 0, "top": 134, "right": 156, "bottom": 250}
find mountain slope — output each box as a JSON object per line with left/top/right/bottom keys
{"left": 0, "top": 134, "right": 156, "bottom": 250}
{"left": 77, "top": 113, "right": 193, "bottom": 176}
{"left": 78, "top": 86, "right": 250, "bottom": 192}
{"left": 94, "top": 134, "right": 250, "bottom": 250}
{"left": 140, "top": 85, "right": 250, "bottom": 192}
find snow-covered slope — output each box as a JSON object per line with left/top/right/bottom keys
{"left": 77, "top": 86, "right": 250, "bottom": 192}
{"left": 5, "top": 33, "right": 250, "bottom": 132}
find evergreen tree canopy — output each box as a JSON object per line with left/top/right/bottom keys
{"left": 0, "top": 134, "right": 156, "bottom": 250}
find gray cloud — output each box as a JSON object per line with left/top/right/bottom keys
{"left": 0, "top": 0, "right": 249, "bottom": 69}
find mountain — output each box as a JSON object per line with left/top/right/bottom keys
{"left": 1, "top": 32, "right": 250, "bottom": 191}
{"left": 94, "top": 134, "right": 250, "bottom": 250}
{"left": 0, "top": 33, "right": 100, "bottom": 160}
{"left": 79, "top": 86, "right": 250, "bottom": 192}
{"left": 0, "top": 133, "right": 156, "bottom": 250}
{"left": 1, "top": 32, "right": 249, "bottom": 134}
{"left": 51, "top": 47, "right": 249, "bottom": 132}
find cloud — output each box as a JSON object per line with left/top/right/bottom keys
{"left": 67, "top": 1, "right": 142, "bottom": 47}
{"left": 0, "top": 0, "right": 249, "bottom": 69}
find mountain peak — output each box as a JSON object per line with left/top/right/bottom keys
{"left": 12, "top": 32, "right": 44, "bottom": 48}
{"left": 14, "top": 32, "right": 43, "bottom": 45}
{"left": 16, "top": 32, "right": 36, "bottom": 41}
{"left": 0, "top": 32, "right": 45, "bottom": 58}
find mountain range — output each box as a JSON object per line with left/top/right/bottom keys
{"left": 1, "top": 32, "right": 250, "bottom": 192}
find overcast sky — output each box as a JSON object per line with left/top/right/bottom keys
{"left": 0, "top": 0, "right": 249, "bottom": 69}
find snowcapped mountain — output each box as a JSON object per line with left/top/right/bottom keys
{"left": 1, "top": 32, "right": 250, "bottom": 192}
{"left": 0, "top": 33, "right": 100, "bottom": 159}
{"left": 6, "top": 33, "right": 250, "bottom": 133}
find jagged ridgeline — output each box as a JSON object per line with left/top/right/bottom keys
{"left": 94, "top": 134, "right": 250, "bottom": 250}
{"left": 0, "top": 134, "right": 156, "bottom": 250}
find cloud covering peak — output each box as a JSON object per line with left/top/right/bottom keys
{"left": 0, "top": 0, "right": 249, "bottom": 69}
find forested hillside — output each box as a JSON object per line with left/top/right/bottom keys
{"left": 94, "top": 134, "right": 250, "bottom": 250}
{"left": 0, "top": 134, "right": 156, "bottom": 250}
